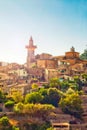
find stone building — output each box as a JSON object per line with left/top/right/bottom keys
{"left": 53, "top": 47, "right": 87, "bottom": 77}
{"left": 28, "top": 68, "right": 45, "bottom": 81}
{"left": 37, "top": 59, "right": 57, "bottom": 69}
{"left": 54, "top": 46, "right": 80, "bottom": 66}
{"left": 39, "top": 53, "right": 52, "bottom": 59}
{"left": 45, "top": 69, "right": 58, "bottom": 81}
{"left": 25, "top": 37, "right": 87, "bottom": 81}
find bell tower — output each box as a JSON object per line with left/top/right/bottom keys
{"left": 25, "top": 36, "right": 37, "bottom": 68}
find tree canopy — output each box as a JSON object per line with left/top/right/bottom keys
{"left": 11, "top": 91, "right": 23, "bottom": 103}
{"left": 49, "top": 78, "right": 61, "bottom": 89}
{"left": 80, "top": 49, "right": 87, "bottom": 60}
{"left": 25, "top": 92, "right": 43, "bottom": 104}
{"left": 5, "top": 100, "right": 15, "bottom": 109}
{"left": 59, "top": 92, "right": 83, "bottom": 118}
{"left": 0, "top": 90, "right": 6, "bottom": 102}
{"left": 14, "top": 103, "right": 54, "bottom": 118}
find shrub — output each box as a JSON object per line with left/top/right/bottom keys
{"left": 0, "top": 116, "right": 9, "bottom": 126}
{"left": 5, "top": 100, "right": 15, "bottom": 108}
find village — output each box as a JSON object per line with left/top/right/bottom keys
{"left": 0, "top": 37, "right": 87, "bottom": 96}
{"left": 0, "top": 37, "right": 87, "bottom": 130}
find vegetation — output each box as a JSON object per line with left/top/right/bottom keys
{"left": 80, "top": 49, "right": 87, "bottom": 60}
{"left": 47, "top": 127, "right": 54, "bottom": 130}
{"left": 49, "top": 78, "right": 61, "bottom": 89}
{"left": 0, "top": 116, "right": 19, "bottom": 130}
{"left": 14, "top": 103, "right": 54, "bottom": 116}
{"left": 40, "top": 88, "right": 60, "bottom": 107}
{"left": 31, "top": 83, "right": 39, "bottom": 89}
{"left": 25, "top": 92, "right": 43, "bottom": 104}
{"left": 82, "top": 73, "right": 87, "bottom": 81}
{"left": 0, "top": 89, "right": 6, "bottom": 102}
{"left": 22, "top": 122, "right": 51, "bottom": 130}
{"left": 0, "top": 116, "right": 9, "bottom": 126}
{"left": 5, "top": 100, "right": 15, "bottom": 109}
{"left": 59, "top": 92, "right": 83, "bottom": 118}
{"left": 73, "top": 76, "right": 83, "bottom": 91}
{"left": 11, "top": 91, "right": 23, "bottom": 103}
{"left": 0, "top": 75, "right": 85, "bottom": 129}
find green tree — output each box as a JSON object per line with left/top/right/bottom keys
{"left": 5, "top": 100, "right": 15, "bottom": 108}
{"left": 0, "top": 90, "right": 6, "bottom": 103}
{"left": 14, "top": 102, "right": 24, "bottom": 113}
{"left": 80, "top": 49, "right": 87, "bottom": 60}
{"left": 59, "top": 93, "right": 83, "bottom": 118}
{"left": 23, "top": 103, "right": 34, "bottom": 114}
{"left": 5, "top": 100, "right": 15, "bottom": 112}
{"left": 11, "top": 91, "right": 23, "bottom": 103}
{"left": 40, "top": 88, "right": 60, "bottom": 107}
{"left": 49, "top": 78, "right": 61, "bottom": 89}
{"left": 47, "top": 88, "right": 60, "bottom": 107}
{"left": 23, "top": 122, "right": 51, "bottom": 130}
{"left": 39, "top": 88, "right": 48, "bottom": 96}
{"left": 42, "top": 83, "right": 49, "bottom": 89}
{"left": 31, "top": 83, "right": 38, "bottom": 89}
{"left": 14, "top": 103, "right": 54, "bottom": 118}
{"left": 0, "top": 116, "right": 9, "bottom": 126}
{"left": 82, "top": 73, "right": 87, "bottom": 81}
{"left": 66, "top": 88, "right": 75, "bottom": 94}
{"left": 60, "top": 81, "right": 69, "bottom": 91}
{"left": 25, "top": 92, "right": 43, "bottom": 104}
{"left": 73, "top": 76, "right": 82, "bottom": 91}
{"left": 0, "top": 116, "right": 20, "bottom": 130}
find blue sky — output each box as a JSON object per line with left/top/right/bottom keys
{"left": 0, "top": 0, "right": 87, "bottom": 64}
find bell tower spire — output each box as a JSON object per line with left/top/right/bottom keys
{"left": 25, "top": 36, "right": 37, "bottom": 68}
{"left": 29, "top": 36, "right": 33, "bottom": 46}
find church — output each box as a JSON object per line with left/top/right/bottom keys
{"left": 25, "top": 37, "right": 87, "bottom": 81}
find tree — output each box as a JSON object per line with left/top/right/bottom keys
{"left": 47, "top": 88, "right": 60, "bottom": 107}
{"left": 73, "top": 76, "right": 82, "bottom": 91}
{"left": 80, "top": 49, "right": 87, "bottom": 60}
{"left": 82, "top": 73, "right": 87, "bottom": 81}
{"left": 22, "top": 122, "right": 51, "bottom": 130}
{"left": 42, "top": 83, "right": 49, "bottom": 89}
{"left": 59, "top": 93, "right": 83, "bottom": 118}
{"left": 39, "top": 88, "right": 48, "bottom": 96}
{"left": 31, "top": 83, "right": 38, "bottom": 89}
{"left": 25, "top": 92, "right": 43, "bottom": 104}
{"left": 23, "top": 103, "right": 34, "bottom": 114}
{"left": 14, "top": 102, "right": 24, "bottom": 113}
{"left": 11, "top": 91, "right": 23, "bottom": 103}
{"left": 49, "top": 78, "right": 61, "bottom": 89}
{"left": 5, "top": 100, "right": 15, "bottom": 110}
{"left": 66, "top": 88, "right": 75, "bottom": 94}
{"left": 14, "top": 103, "right": 54, "bottom": 118}
{"left": 0, "top": 116, "right": 20, "bottom": 130}
{"left": 40, "top": 88, "right": 60, "bottom": 107}
{"left": 0, "top": 116, "right": 9, "bottom": 126}
{"left": 60, "top": 81, "right": 69, "bottom": 92}
{"left": 0, "top": 90, "right": 6, "bottom": 103}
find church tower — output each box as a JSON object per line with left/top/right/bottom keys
{"left": 25, "top": 37, "right": 37, "bottom": 68}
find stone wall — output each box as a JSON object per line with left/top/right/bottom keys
{"left": 37, "top": 59, "right": 57, "bottom": 69}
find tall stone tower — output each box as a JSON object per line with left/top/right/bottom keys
{"left": 25, "top": 36, "right": 37, "bottom": 68}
